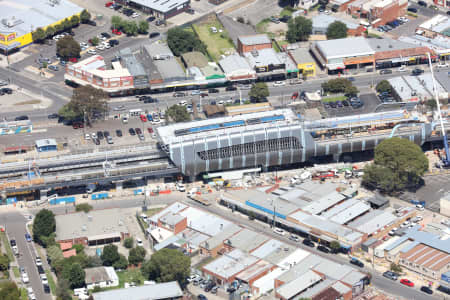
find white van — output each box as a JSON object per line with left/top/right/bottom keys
{"left": 122, "top": 116, "right": 129, "bottom": 124}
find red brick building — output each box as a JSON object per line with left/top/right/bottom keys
{"left": 347, "top": 0, "right": 408, "bottom": 27}
{"left": 237, "top": 34, "right": 272, "bottom": 55}
{"left": 433, "top": 0, "right": 450, "bottom": 8}
{"left": 157, "top": 213, "right": 187, "bottom": 234}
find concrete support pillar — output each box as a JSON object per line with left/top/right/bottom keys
{"left": 39, "top": 189, "right": 49, "bottom": 201}
{"left": 333, "top": 153, "right": 340, "bottom": 162}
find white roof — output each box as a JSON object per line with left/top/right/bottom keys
{"left": 329, "top": 201, "right": 371, "bottom": 224}
{"left": 129, "top": 0, "right": 189, "bottom": 13}
{"left": 179, "top": 207, "right": 231, "bottom": 236}
{"left": 276, "top": 270, "right": 322, "bottom": 299}
{"left": 252, "top": 268, "right": 286, "bottom": 295}
{"left": 149, "top": 227, "right": 174, "bottom": 243}
{"left": 93, "top": 281, "right": 183, "bottom": 300}
{"left": 149, "top": 202, "right": 187, "bottom": 224}
{"left": 302, "top": 191, "right": 346, "bottom": 215}
{"left": 315, "top": 37, "right": 374, "bottom": 60}
{"left": 203, "top": 249, "right": 259, "bottom": 279}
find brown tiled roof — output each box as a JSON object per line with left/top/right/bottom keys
{"left": 400, "top": 244, "right": 450, "bottom": 271}
{"left": 374, "top": 47, "right": 433, "bottom": 60}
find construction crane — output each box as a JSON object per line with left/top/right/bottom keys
{"left": 428, "top": 52, "right": 450, "bottom": 167}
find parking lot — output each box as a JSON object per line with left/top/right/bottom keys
{"left": 323, "top": 93, "right": 381, "bottom": 117}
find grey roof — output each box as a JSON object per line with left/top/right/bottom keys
{"left": 0, "top": 0, "right": 83, "bottom": 37}
{"left": 366, "top": 194, "right": 389, "bottom": 206}
{"left": 149, "top": 202, "right": 187, "bottom": 224}
{"left": 331, "top": 281, "right": 351, "bottom": 294}
{"left": 312, "top": 14, "right": 359, "bottom": 31}
{"left": 302, "top": 191, "right": 346, "bottom": 215}
{"left": 295, "top": 278, "right": 335, "bottom": 299}
{"left": 367, "top": 38, "right": 419, "bottom": 52}
{"left": 227, "top": 228, "right": 269, "bottom": 252}
{"left": 362, "top": 237, "right": 378, "bottom": 248}
{"left": 262, "top": 244, "right": 299, "bottom": 266}
{"left": 276, "top": 270, "right": 322, "bottom": 299}
{"left": 244, "top": 48, "right": 282, "bottom": 68}
{"left": 237, "top": 189, "right": 300, "bottom": 217}
{"left": 277, "top": 254, "right": 323, "bottom": 283}
{"left": 250, "top": 239, "right": 285, "bottom": 259}
{"left": 320, "top": 198, "right": 360, "bottom": 219}
{"left": 340, "top": 270, "right": 367, "bottom": 285}
{"left": 219, "top": 54, "right": 253, "bottom": 74}
{"left": 92, "top": 281, "right": 183, "bottom": 300}
{"left": 238, "top": 34, "right": 271, "bottom": 46}
{"left": 129, "top": 0, "right": 189, "bottom": 13}
{"left": 120, "top": 49, "right": 146, "bottom": 77}
{"left": 200, "top": 223, "right": 242, "bottom": 250}
{"left": 55, "top": 208, "right": 129, "bottom": 241}
{"left": 203, "top": 249, "right": 259, "bottom": 279}
{"left": 385, "top": 227, "right": 450, "bottom": 254}
{"left": 85, "top": 267, "right": 115, "bottom": 284}
{"left": 35, "top": 139, "right": 57, "bottom": 148}
{"left": 329, "top": 201, "right": 370, "bottom": 224}
{"left": 288, "top": 47, "right": 316, "bottom": 65}
{"left": 159, "top": 212, "right": 185, "bottom": 226}
{"left": 315, "top": 37, "right": 374, "bottom": 60}
{"left": 348, "top": 210, "right": 396, "bottom": 234}
{"left": 143, "top": 42, "right": 186, "bottom": 81}
{"left": 313, "top": 259, "right": 353, "bottom": 280}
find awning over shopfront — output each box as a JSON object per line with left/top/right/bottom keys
{"left": 327, "top": 63, "right": 345, "bottom": 70}
{"left": 391, "top": 57, "right": 410, "bottom": 63}
{"left": 0, "top": 42, "right": 20, "bottom": 51}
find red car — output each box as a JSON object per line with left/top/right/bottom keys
{"left": 400, "top": 279, "right": 414, "bottom": 287}
{"left": 147, "top": 127, "right": 153, "bottom": 133}
{"left": 105, "top": 2, "right": 113, "bottom": 7}
{"left": 140, "top": 115, "right": 147, "bottom": 122}
{"left": 112, "top": 29, "right": 122, "bottom": 35}
{"left": 291, "top": 92, "right": 299, "bottom": 100}
{"left": 69, "top": 57, "right": 78, "bottom": 63}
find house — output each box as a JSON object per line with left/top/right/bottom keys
{"left": 85, "top": 267, "right": 119, "bottom": 290}
{"left": 92, "top": 281, "right": 183, "bottom": 300}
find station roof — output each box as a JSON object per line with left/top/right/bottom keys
{"left": 315, "top": 37, "right": 374, "bottom": 60}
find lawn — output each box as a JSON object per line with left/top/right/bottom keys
{"left": 0, "top": 232, "right": 14, "bottom": 261}
{"left": 46, "top": 270, "right": 56, "bottom": 295}
{"left": 322, "top": 95, "right": 347, "bottom": 103}
{"left": 144, "top": 207, "right": 164, "bottom": 217}
{"left": 20, "top": 288, "right": 27, "bottom": 300}
{"left": 279, "top": 7, "right": 295, "bottom": 17}
{"left": 192, "top": 18, "right": 235, "bottom": 61}
{"left": 256, "top": 18, "right": 270, "bottom": 34}
{"left": 12, "top": 266, "right": 20, "bottom": 278}
{"left": 117, "top": 269, "right": 146, "bottom": 288}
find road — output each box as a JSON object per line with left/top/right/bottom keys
{"left": 0, "top": 211, "right": 50, "bottom": 300}
{"left": 20, "top": 194, "right": 440, "bottom": 300}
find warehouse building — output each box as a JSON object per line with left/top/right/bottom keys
{"left": 117, "top": 0, "right": 190, "bottom": 20}
{"left": 92, "top": 281, "right": 183, "bottom": 300}
{"left": 0, "top": 0, "right": 83, "bottom": 53}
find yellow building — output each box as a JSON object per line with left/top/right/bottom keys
{"left": 287, "top": 47, "right": 317, "bottom": 78}
{"left": 0, "top": 0, "right": 84, "bottom": 53}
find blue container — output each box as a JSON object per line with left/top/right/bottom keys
{"left": 49, "top": 196, "right": 75, "bottom": 205}
{"left": 134, "top": 189, "right": 143, "bottom": 195}
{"left": 6, "top": 197, "right": 17, "bottom": 205}
{"left": 92, "top": 193, "right": 108, "bottom": 200}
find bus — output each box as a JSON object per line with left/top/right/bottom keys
{"left": 129, "top": 108, "right": 143, "bottom": 117}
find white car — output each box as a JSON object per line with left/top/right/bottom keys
{"left": 91, "top": 132, "right": 97, "bottom": 139}
{"left": 179, "top": 100, "right": 187, "bottom": 106}
{"left": 217, "top": 100, "right": 224, "bottom": 105}
{"left": 273, "top": 81, "right": 286, "bottom": 87}
{"left": 437, "top": 63, "right": 449, "bottom": 68}
{"left": 40, "top": 273, "right": 48, "bottom": 285}
{"left": 22, "top": 272, "right": 29, "bottom": 284}
{"left": 416, "top": 204, "right": 424, "bottom": 211}
{"left": 87, "top": 49, "right": 97, "bottom": 55}
{"left": 103, "top": 43, "right": 111, "bottom": 49}
{"left": 273, "top": 228, "right": 285, "bottom": 236}
{"left": 84, "top": 133, "right": 91, "bottom": 140}
{"left": 187, "top": 275, "right": 199, "bottom": 282}
{"left": 27, "top": 287, "right": 36, "bottom": 300}
{"left": 96, "top": 45, "right": 105, "bottom": 51}
{"left": 136, "top": 238, "right": 143, "bottom": 247}
{"left": 36, "top": 257, "right": 42, "bottom": 266}
{"left": 100, "top": 36, "right": 107, "bottom": 41}
{"left": 398, "top": 66, "right": 407, "bottom": 72}
{"left": 131, "top": 13, "right": 140, "bottom": 18}
{"left": 415, "top": 215, "right": 423, "bottom": 222}
{"left": 80, "top": 42, "right": 88, "bottom": 47}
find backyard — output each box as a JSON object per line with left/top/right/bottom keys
{"left": 192, "top": 16, "right": 235, "bottom": 61}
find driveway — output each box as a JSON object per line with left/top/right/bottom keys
{"left": 217, "top": 14, "right": 256, "bottom": 45}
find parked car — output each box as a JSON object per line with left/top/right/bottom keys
{"left": 412, "top": 68, "right": 424, "bottom": 76}
{"left": 43, "top": 284, "right": 50, "bottom": 294}
{"left": 97, "top": 131, "right": 104, "bottom": 139}
{"left": 173, "top": 92, "right": 186, "bottom": 97}
{"left": 302, "top": 239, "right": 315, "bottom": 247}
{"left": 15, "top": 115, "right": 29, "bottom": 121}
{"left": 382, "top": 271, "right": 398, "bottom": 280}
{"left": 22, "top": 272, "right": 29, "bottom": 284}
{"left": 208, "top": 88, "right": 219, "bottom": 93}
{"left": 273, "top": 228, "right": 285, "bottom": 236}
{"left": 40, "top": 273, "right": 48, "bottom": 285}
{"left": 317, "top": 245, "right": 330, "bottom": 253}
{"left": 48, "top": 113, "right": 59, "bottom": 119}
{"left": 37, "top": 265, "right": 45, "bottom": 275}
{"left": 420, "top": 286, "right": 433, "bottom": 294}
{"left": 418, "top": 0, "right": 427, "bottom": 6}
{"left": 225, "top": 86, "right": 237, "bottom": 91}
{"left": 1, "top": 87, "right": 13, "bottom": 94}
{"left": 197, "top": 295, "right": 207, "bottom": 300}
{"left": 149, "top": 32, "right": 160, "bottom": 38}
{"left": 147, "top": 16, "right": 156, "bottom": 22}
{"left": 400, "top": 279, "right": 414, "bottom": 287}
{"left": 116, "top": 129, "right": 123, "bottom": 137}
{"left": 129, "top": 128, "right": 136, "bottom": 135}
{"left": 288, "top": 234, "right": 300, "bottom": 242}
{"left": 48, "top": 65, "right": 59, "bottom": 71}
{"left": 25, "top": 233, "right": 32, "bottom": 242}
{"left": 379, "top": 69, "right": 393, "bottom": 75}
{"left": 273, "top": 81, "right": 286, "bottom": 86}
{"left": 349, "top": 258, "right": 364, "bottom": 268}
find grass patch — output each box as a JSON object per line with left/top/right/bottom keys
{"left": 20, "top": 288, "right": 27, "bottom": 300}
{"left": 12, "top": 266, "right": 20, "bottom": 278}
{"left": 0, "top": 232, "right": 14, "bottom": 261}
{"left": 280, "top": 6, "right": 295, "bottom": 17}
{"left": 322, "top": 95, "right": 347, "bottom": 103}
{"left": 192, "top": 19, "right": 235, "bottom": 61}
{"left": 15, "top": 100, "right": 41, "bottom": 106}
{"left": 256, "top": 18, "right": 270, "bottom": 33}
{"left": 117, "top": 269, "right": 145, "bottom": 288}
{"left": 46, "top": 270, "right": 56, "bottom": 295}
{"left": 144, "top": 207, "right": 164, "bottom": 217}
{"left": 272, "top": 41, "right": 281, "bottom": 52}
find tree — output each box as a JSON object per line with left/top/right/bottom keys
{"left": 76, "top": 203, "right": 93, "bottom": 213}
{"left": 167, "top": 27, "right": 207, "bottom": 56}
{"left": 138, "top": 20, "right": 149, "bottom": 34}
{"left": 33, "top": 209, "right": 56, "bottom": 247}
{"left": 70, "top": 15, "right": 80, "bottom": 27}
{"left": 362, "top": 137, "right": 428, "bottom": 193}
{"left": 124, "top": 237, "right": 134, "bottom": 249}
{"left": 62, "top": 263, "right": 85, "bottom": 289}
{"left": 286, "top": 16, "right": 312, "bottom": 43}
{"left": 123, "top": 21, "right": 139, "bottom": 36}
{"left": 376, "top": 80, "right": 392, "bottom": 94}
{"left": 113, "top": 254, "right": 128, "bottom": 270}
{"left": 128, "top": 246, "right": 146, "bottom": 266}
{"left": 56, "top": 36, "right": 81, "bottom": 60}
{"left": 56, "top": 278, "right": 72, "bottom": 300}
{"left": 326, "top": 21, "right": 348, "bottom": 40}
{"left": 322, "top": 78, "right": 352, "bottom": 94}
{"left": 55, "top": 24, "right": 64, "bottom": 34}
{"left": 80, "top": 9, "right": 91, "bottom": 24}
{"left": 344, "top": 85, "right": 359, "bottom": 97}
{"left": 45, "top": 26, "right": 56, "bottom": 39}
{"left": 0, "top": 281, "right": 20, "bottom": 300}
{"left": 86, "top": 255, "right": 103, "bottom": 268}
{"left": 166, "top": 105, "right": 190, "bottom": 123}
{"left": 111, "top": 16, "right": 124, "bottom": 30}
{"left": 90, "top": 36, "right": 100, "bottom": 46}
{"left": 249, "top": 82, "right": 269, "bottom": 102}
{"left": 101, "top": 244, "right": 120, "bottom": 266}
{"left": 329, "top": 241, "right": 341, "bottom": 252}
{"left": 61, "top": 18, "right": 71, "bottom": 31}
{"left": 47, "top": 245, "right": 64, "bottom": 264}
{"left": 390, "top": 263, "right": 403, "bottom": 273}
{"left": 72, "top": 244, "right": 84, "bottom": 254}
{"left": 0, "top": 255, "right": 10, "bottom": 271}
{"left": 32, "top": 28, "right": 46, "bottom": 43}
{"left": 141, "top": 249, "right": 190, "bottom": 288}
{"left": 58, "top": 85, "right": 109, "bottom": 123}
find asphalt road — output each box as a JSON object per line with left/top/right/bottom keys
{"left": 0, "top": 211, "right": 50, "bottom": 300}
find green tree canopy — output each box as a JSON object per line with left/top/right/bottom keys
{"left": 0, "top": 281, "right": 20, "bottom": 300}
{"left": 33, "top": 209, "right": 56, "bottom": 247}
{"left": 321, "top": 78, "right": 359, "bottom": 96}
{"left": 45, "top": 26, "right": 56, "bottom": 39}
{"left": 58, "top": 85, "right": 109, "bottom": 123}
{"left": 167, "top": 27, "right": 207, "bottom": 56}
{"left": 113, "top": 254, "right": 128, "bottom": 270}
{"left": 86, "top": 255, "right": 103, "bottom": 268}
{"left": 56, "top": 36, "right": 81, "bottom": 60}
{"left": 249, "top": 82, "right": 269, "bottom": 102}
{"left": 390, "top": 263, "right": 403, "bottom": 273}
{"left": 166, "top": 105, "right": 191, "bottom": 123}
{"left": 61, "top": 18, "right": 71, "bottom": 31}
{"left": 326, "top": 21, "right": 348, "bottom": 40}
{"left": 123, "top": 21, "right": 139, "bottom": 36}
{"left": 141, "top": 249, "right": 190, "bottom": 288}
{"left": 111, "top": 16, "right": 124, "bottom": 30}
{"left": 101, "top": 244, "right": 120, "bottom": 266}
{"left": 124, "top": 237, "right": 134, "bottom": 249}
{"left": 128, "top": 246, "right": 146, "bottom": 266}
{"left": 376, "top": 80, "right": 392, "bottom": 94}
{"left": 75, "top": 203, "right": 93, "bottom": 213}
{"left": 70, "top": 15, "right": 80, "bottom": 27}
{"left": 138, "top": 20, "right": 149, "bottom": 34}
{"left": 32, "top": 28, "right": 46, "bottom": 43}
{"left": 329, "top": 241, "right": 341, "bottom": 252}
{"left": 286, "top": 16, "right": 312, "bottom": 43}
{"left": 55, "top": 24, "right": 64, "bottom": 33}
{"left": 80, "top": 10, "right": 91, "bottom": 24}
{"left": 0, "top": 255, "right": 10, "bottom": 271}
{"left": 62, "top": 263, "right": 85, "bottom": 289}
{"left": 90, "top": 36, "right": 100, "bottom": 46}
{"left": 362, "top": 137, "right": 428, "bottom": 193}
{"left": 56, "top": 278, "right": 72, "bottom": 300}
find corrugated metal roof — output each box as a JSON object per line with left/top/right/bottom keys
{"left": 302, "top": 191, "right": 346, "bottom": 215}
{"left": 238, "top": 34, "right": 271, "bottom": 46}
{"left": 386, "top": 227, "right": 450, "bottom": 254}
{"left": 330, "top": 201, "right": 370, "bottom": 224}
{"left": 312, "top": 14, "right": 359, "bottom": 30}
{"left": 219, "top": 53, "right": 253, "bottom": 74}
{"left": 295, "top": 278, "right": 335, "bottom": 299}
{"left": 203, "top": 249, "right": 259, "bottom": 279}
{"left": 277, "top": 270, "right": 322, "bottom": 299}
{"left": 129, "top": 0, "right": 189, "bottom": 13}
{"left": 350, "top": 211, "right": 396, "bottom": 234}
{"left": 93, "top": 281, "right": 183, "bottom": 300}
{"left": 250, "top": 239, "right": 285, "bottom": 259}
{"left": 315, "top": 37, "right": 374, "bottom": 60}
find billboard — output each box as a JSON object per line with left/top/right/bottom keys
{"left": 0, "top": 33, "right": 16, "bottom": 42}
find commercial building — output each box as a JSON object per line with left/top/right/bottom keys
{"left": 64, "top": 55, "right": 133, "bottom": 92}
{"left": 287, "top": 46, "right": 316, "bottom": 78}
{"left": 92, "top": 281, "right": 183, "bottom": 300}
{"left": 0, "top": 0, "right": 83, "bottom": 52}
{"left": 312, "top": 14, "right": 365, "bottom": 36}
{"left": 434, "top": 0, "right": 450, "bottom": 9}
{"left": 35, "top": 139, "right": 57, "bottom": 152}
{"left": 418, "top": 15, "right": 450, "bottom": 39}
{"left": 237, "top": 34, "right": 272, "bottom": 55}
{"left": 85, "top": 267, "right": 119, "bottom": 290}
{"left": 347, "top": 0, "right": 408, "bottom": 27}
{"left": 181, "top": 51, "right": 226, "bottom": 83}
{"left": 388, "top": 73, "right": 448, "bottom": 102}
{"left": 55, "top": 208, "right": 130, "bottom": 246}
{"left": 117, "top": 0, "right": 190, "bottom": 20}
